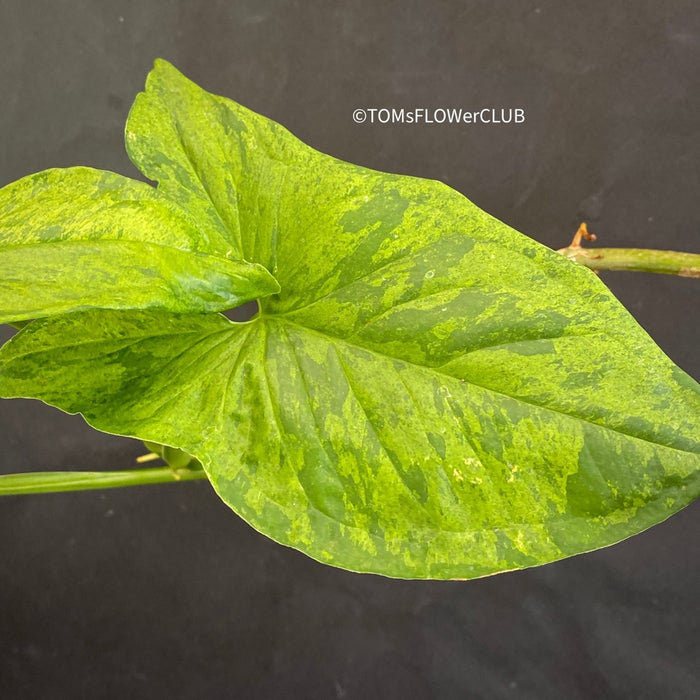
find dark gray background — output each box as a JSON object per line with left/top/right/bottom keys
{"left": 1, "top": 1, "right": 699, "bottom": 698}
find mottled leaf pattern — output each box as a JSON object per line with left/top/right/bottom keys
{"left": 0, "top": 61, "right": 698, "bottom": 578}
{"left": 0, "top": 167, "right": 278, "bottom": 322}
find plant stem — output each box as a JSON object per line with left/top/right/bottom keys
{"left": 0, "top": 466, "right": 207, "bottom": 496}
{"left": 558, "top": 223, "right": 700, "bottom": 277}
{"left": 557, "top": 246, "right": 700, "bottom": 277}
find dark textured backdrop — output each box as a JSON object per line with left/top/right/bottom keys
{"left": 1, "top": 2, "right": 699, "bottom": 698}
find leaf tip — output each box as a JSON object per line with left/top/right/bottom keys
{"left": 147, "top": 58, "right": 188, "bottom": 89}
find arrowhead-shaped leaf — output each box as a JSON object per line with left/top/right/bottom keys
{"left": 1, "top": 60, "right": 698, "bottom": 578}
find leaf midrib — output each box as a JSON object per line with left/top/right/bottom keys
{"left": 265, "top": 316, "right": 700, "bottom": 458}
{"left": 0, "top": 237, "right": 250, "bottom": 264}
{"left": 168, "top": 111, "right": 243, "bottom": 255}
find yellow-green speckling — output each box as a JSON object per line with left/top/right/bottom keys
{"left": 0, "top": 60, "right": 698, "bottom": 579}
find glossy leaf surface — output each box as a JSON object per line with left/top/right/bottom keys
{"left": 1, "top": 60, "right": 698, "bottom": 578}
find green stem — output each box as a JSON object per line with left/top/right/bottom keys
{"left": 557, "top": 246, "right": 700, "bottom": 277}
{"left": 0, "top": 466, "right": 207, "bottom": 496}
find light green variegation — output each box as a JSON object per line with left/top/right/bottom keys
{"left": 0, "top": 167, "right": 279, "bottom": 322}
{"left": 0, "top": 60, "right": 698, "bottom": 579}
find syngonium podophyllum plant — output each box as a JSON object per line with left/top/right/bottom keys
{"left": 1, "top": 60, "right": 699, "bottom": 580}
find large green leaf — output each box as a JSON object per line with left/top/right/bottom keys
{"left": 1, "top": 60, "right": 698, "bottom": 578}
{"left": 0, "top": 166, "right": 279, "bottom": 323}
